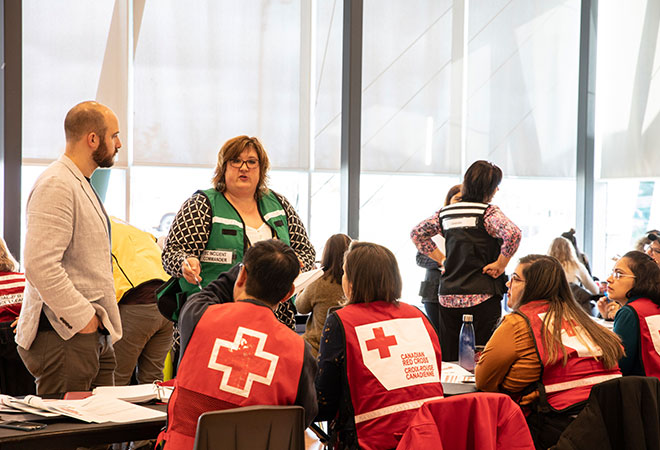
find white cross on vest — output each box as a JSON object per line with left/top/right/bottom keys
{"left": 207, "top": 326, "right": 279, "bottom": 398}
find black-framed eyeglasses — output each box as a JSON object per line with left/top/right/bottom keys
{"left": 228, "top": 158, "right": 259, "bottom": 169}
{"left": 511, "top": 273, "right": 525, "bottom": 283}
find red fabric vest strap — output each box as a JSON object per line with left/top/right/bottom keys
{"left": 518, "top": 301, "right": 621, "bottom": 412}
{"left": 335, "top": 301, "right": 444, "bottom": 450}
{"left": 628, "top": 297, "right": 660, "bottom": 378}
{"left": 162, "top": 301, "right": 304, "bottom": 450}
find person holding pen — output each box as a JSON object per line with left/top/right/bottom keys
{"left": 162, "top": 135, "right": 315, "bottom": 332}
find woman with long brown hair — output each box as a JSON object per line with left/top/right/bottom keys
{"left": 476, "top": 255, "right": 622, "bottom": 449}
{"left": 296, "top": 233, "right": 351, "bottom": 357}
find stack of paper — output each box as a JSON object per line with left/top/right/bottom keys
{"left": 291, "top": 268, "right": 324, "bottom": 297}
{"left": 92, "top": 383, "right": 172, "bottom": 403}
{"left": 441, "top": 362, "right": 476, "bottom": 383}
{"left": 0, "top": 394, "right": 166, "bottom": 423}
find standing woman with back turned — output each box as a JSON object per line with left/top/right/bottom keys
{"left": 162, "top": 136, "right": 316, "bottom": 363}
{"left": 411, "top": 160, "right": 521, "bottom": 361}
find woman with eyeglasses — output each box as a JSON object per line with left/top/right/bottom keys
{"left": 162, "top": 136, "right": 315, "bottom": 337}
{"left": 411, "top": 160, "right": 521, "bottom": 361}
{"left": 597, "top": 250, "right": 660, "bottom": 376}
{"left": 643, "top": 231, "right": 660, "bottom": 267}
{"left": 476, "top": 255, "right": 622, "bottom": 450}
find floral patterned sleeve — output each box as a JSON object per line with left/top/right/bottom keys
{"left": 410, "top": 211, "right": 443, "bottom": 255}
{"left": 483, "top": 205, "right": 521, "bottom": 258}
{"left": 273, "top": 192, "right": 316, "bottom": 271}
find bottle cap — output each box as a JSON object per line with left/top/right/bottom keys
{"left": 462, "top": 314, "right": 473, "bottom": 322}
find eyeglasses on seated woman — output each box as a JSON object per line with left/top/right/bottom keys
{"left": 475, "top": 254, "right": 622, "bottom": 450}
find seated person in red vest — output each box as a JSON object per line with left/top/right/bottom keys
{"left": 0, "top": 237, "right": 35, "bottom": 395}
{"left": 476, "top": 255, "right": 623, "bottom": 450}
{"left": 316, "top": 241, "right": 444, "bottom": 450}
{"left": 596, "top": 250, "right": 660, "bottom": 377}
{"left": 157, "top": 239, "right": 318, "bottom": 450}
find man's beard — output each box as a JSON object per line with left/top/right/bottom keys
{"left": 92, "top": 139, "right": 116, "bottom": 168}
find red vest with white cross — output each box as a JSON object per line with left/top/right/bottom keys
{"left": 161, "top": 301, "right": 304, "bottom": 450}
{"left": 517, "top": 300, "right": 621, "bottom": 412}
{"left": 627, "top": 297, "right": 660, "bottom": 378}
{"left": 335, "top": 301, "right": 444, "bottom": 450}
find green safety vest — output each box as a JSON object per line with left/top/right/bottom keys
{"left": 179, "top": 189, "right": 291, "bottom": 296}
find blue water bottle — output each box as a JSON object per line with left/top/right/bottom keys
{"left": 458, "top": 314, "right": 476, "bottom": 372}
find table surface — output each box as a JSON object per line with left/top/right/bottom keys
{"left": 0, "top": 383, "right": 475, "bottom": 450}
{"left": 0, "top": 404, "right": 167, "bottom": 450}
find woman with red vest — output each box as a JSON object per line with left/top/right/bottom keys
{"left": 0, "top": 237, "right": 34, "bottom": 395}
{"left": 597, "top": 250, "right": 660, "bottom": 377}
{"left": 316, "top": 241, "right": 444, "bottom": 450}
{"left": 476, "top": 255, "right": 623, "bottom": 449}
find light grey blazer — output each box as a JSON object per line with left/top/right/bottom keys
{"left": 16, "top": 155, "right": 122, "bottom": 349}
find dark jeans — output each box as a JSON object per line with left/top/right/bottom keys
{"left": 438, "top": 295, "right": 501, "bottom": 362}
{"left": 0, "top": 321, "right": 36, "bottom": 395}
{"left": 526, "top": 407, "right": 580, "bottom": 450}
{"left": 422, "top": 302, "right": 440, "bottom": 332}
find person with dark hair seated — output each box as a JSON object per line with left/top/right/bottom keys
{"left": 316, "top": 241, "right": 443, "bottom": 450}
{"left": 476, "top": 255, "right": 622, "bottom": 450}
{"left": 597, "top": 250, "right": 660, "bottom": 377}
{"left": 296, "top": 233, "right": 351, "bottom": 357}
{"left": 157, "top": 240, "right": 318, "bottom": 450}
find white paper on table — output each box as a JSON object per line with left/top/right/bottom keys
{"left": 93, "top": 384, "right": 166, "bottom": 403}
{"left": 45, "top": 396, "right": 166, "bottom": 423}
{"left": 441, "top": 361, "right": 475, "bottom": 383}
{"left": 0, "top": 394, "right": 60, "bottom": 417}
{"left": 291, "top": 268, "right": 324, "bottom": 297}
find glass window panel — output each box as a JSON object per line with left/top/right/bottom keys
{"left": 129, "top": 166, "right": 212, "bottom": 237}
{"left": 359, "top": 175, "right": 460, "bottom": 306}
{"left": 361, "top": 0, "right": 458, "bottom": 175}
{"left": 314, "top": 0, "right": 343, "bottom": 170}
{"left": 592, "top": 179, "right": 660, "bottom": 278}
{"left": 309, "top": 172, "right": 341, "bottom": 256}
{"left": 134, "top": 0, "right": 303, "bottom": 168}
{"left": 596, "top": 0, "right": 660, "bottom": 178}
{"left": 22, "top": 0, "right": 115, "bottom": 160}
{"left": 466, "top": 0, "right": 580, "bottom": 177}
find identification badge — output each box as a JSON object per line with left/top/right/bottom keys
{"left": 200, "top": 249, "right": 235, "bottom": 264}
{"left": 442, "top": 216, "right": 477, "bottom": 230}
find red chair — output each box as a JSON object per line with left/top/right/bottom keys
{"left": 396, "top": 393, "right": 535, "bottom": 450}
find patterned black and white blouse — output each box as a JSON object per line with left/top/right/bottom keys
{"left": 162, "top": 190, "right": 316, "bottom": 329}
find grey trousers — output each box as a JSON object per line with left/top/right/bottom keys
{"left": 18, "top": 329, "right": 116, "bottom": 395}
{"left": 113, "top": 303, "right": 173, "bottom": 386}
